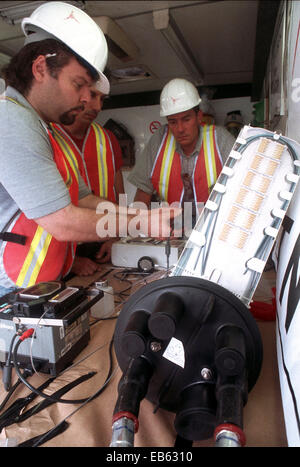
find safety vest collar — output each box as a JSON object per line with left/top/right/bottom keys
{"left": 151, "top": 124, "right": 223, "bottom": 207}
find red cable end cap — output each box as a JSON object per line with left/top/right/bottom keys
{"left": 112, "top": 411, "right": 139, "bottom": 433}
{"left": 214, "top": 423, "right": 246, "bottom": 446}
{"left": 19, "top": 328, "right": 35, "bottom": 341}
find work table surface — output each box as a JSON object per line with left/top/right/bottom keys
{"left": 0, "top": 266, "right": 287, "bottom": 447}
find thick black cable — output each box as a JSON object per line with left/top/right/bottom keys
{"left": 5, "top": 333, "right": 17, "bottom": 367}
{"left": 0, "top": 374, "right": 55, "bottom": 428}
{"left": 0, "top": 372, "right": 96, "bottom": 431}
{"left": 0, "top": 378, "right": 23, "bottom": 414}
{"left": 17, "top": 421, "right": 69, "bottom": 447}
{"left": 12, "top": 337, "right": 98, "bottom": 404}
{"left": 30, "top": 334, "right": 115, "bottom": 447}
{"left": 2, "top": 333, "right": 18, "bottom": 391}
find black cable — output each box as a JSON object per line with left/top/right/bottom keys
{"left": 0, "top": 373, "right": 55, "bottom": 431}
{"left": 30, "top": 334, "right": 115, "bottom": 447}
{"left": 6, "top": 334, "right": 17, "bottom": 366}
{"left": 0, "top": 372, "right": 96, "bottom": 431}
{"left": 83, "top": 333, "right": 115, "bottom": 404}
{"left": 12, "top": 337, "right": 99, "bottom": 405}
{"left": 112, "top": 271, "right": 133, "bottom": 297}
{"left": 0, "top": 378, "right": 23, "bottom": 413}
{"left": 2, "top": 333, "right": 18, "bottom": 391}
{"left": 165, "top": 238, "right": 171, "bottom": 273}
{"left": 17, "top": 421, "right": 69, "bottom": 447}
{"left": 90, "top": 315, "right": 118, "bottom": 327}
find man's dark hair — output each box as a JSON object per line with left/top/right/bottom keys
{"left": 2, "top": 39, "right": 97, "bottom": 96}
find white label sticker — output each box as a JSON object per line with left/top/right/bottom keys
{"left": 163, "top": 337, "right": 185, "bottom": 368}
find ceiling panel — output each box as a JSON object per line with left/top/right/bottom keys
{"left": 0, "top": 1, "right": 273, "bottom": 100}
{"left": 172, "top": 1, "right": 258, "bottom": 84}
{"left": 85, "top": 1, "right": 204, "bottom": 18}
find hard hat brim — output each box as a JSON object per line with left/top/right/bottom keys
{"left": 23, "top": 25, "right": 109, "bottom": 91}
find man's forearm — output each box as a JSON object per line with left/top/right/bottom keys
{"left": 35, "top": 202, "right": 130, "bottom": 242}
{"left": 35, "top": 201, "right": 180, "bottom": 243}
{"left": 78, "top": 193, "right": 129, "bottom": 215}
{"left": 78, "top": 193, "right": 108, "bottom": 210}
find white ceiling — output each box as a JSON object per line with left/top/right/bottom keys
{"left": 0, "top": 1, "right": 262, "bottom": 97}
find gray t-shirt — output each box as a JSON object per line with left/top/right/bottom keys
{"left": 0, "top": 87, "right": 90, "bottom": 287}
{"left": 128, "top": 124, "right": 235, "bottom": 196}
{"left": 0, "top": 87, "right": 90, "bottom": 230}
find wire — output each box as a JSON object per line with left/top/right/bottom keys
{"left": 0, "top": 336, "right": 115, "bottom": 425}
{"left": 90, "top": 315, "right": 118, "bottom": 327}
{"left": 0, "top": 378, "right": 23, "bottom": 413}
{"left": 30, "top": 336, "right": 118, "bottom": 447}
{"left": 58, "top": 339, "right": 112, "bottom": 375}
{"left": 29, "top": 308, "right": 49, "bottom": 377}
{"left": 2, "top": 333, "right": 18, "bottom": 392}
{"left": 7, "top": 271, "right": 158, "bottom": 428}
{"left": 12, "top": 334, "right": 101, "bottom": 405}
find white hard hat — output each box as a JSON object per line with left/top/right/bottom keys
{"left": 22, "top": 1, "right": 109, "bottom": 89}
{"left": 95, "top": 79, "right": 110, "bottom": 95}
{"left": 160, "top": 78, "right": 201, "bottom": 117}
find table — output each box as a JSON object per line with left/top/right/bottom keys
{"left": 0, "top": 267, "right": 287, "bottom": 447}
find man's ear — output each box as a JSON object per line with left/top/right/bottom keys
{"left": 197, "top": 110, "right": 204, "bottom": 125}
{"left": 32, "top": 55, "right": 48, "bottom": 83}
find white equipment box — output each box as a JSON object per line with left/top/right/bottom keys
{"left": 111, "top": 238, "right": 185, "bottom": 269}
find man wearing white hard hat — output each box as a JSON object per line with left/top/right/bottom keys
{"left": 0, "top": 2, "right": 178, "bottom": 297}
{"left": 50, "top": 79, "right": 125, "bottom": 276}
{"left": 128, "top": 78, "right": 235, "bottom": 227}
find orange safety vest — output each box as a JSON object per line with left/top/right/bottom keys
{"left": 51, "top": 122, "right": 117, "bottom": 202}
{"left": 1, "top": 98, "right": 79, "bottom": 288}
{"left": 151, "top": 124, "right": 223, "bottom": 209}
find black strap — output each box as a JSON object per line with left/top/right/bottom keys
{"left": 0, "top": 377, "right": 55, "bottom": 431}
{"left": 14, "top": 371, "right": 96, "bottom": 424}
{"left": 17, "top": 421, "right": 69, "bottom": 447}
{"left": 0, "top": 371, "right": 96, "bottom": 431}
{"left": 0, "top": 232, "right": 26, "bottom": 245}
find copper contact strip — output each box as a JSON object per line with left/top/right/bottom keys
{"left": 235, "top": 188, "right": 264, "bottom": 212}
{"left": 219, "top": 223, "right": 231, "bottom": 242}
{"left": 219, "top": 223, "right": 249, "bottom": 249}
{"left": 218, "top": 137, "right": 282, "bottom": 250}
{"left": 250, "top": 155, "right": 279, "bottom": 176}
{"left": 272, "top": 142, "right": 286, "bottom": 160}
{"left": 228, "top": 206, "right": 256, "bottom": 230}
{"left": 256, "top": 137, "right": 285, "bottom": 161}
{"left": 243, "top": 171, "right": 271, "bottom": 194}
{"left": 257, "top": 138, "right": 270, "bottom": 154}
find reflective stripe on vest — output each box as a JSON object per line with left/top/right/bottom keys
{"left": 83, "top": 123, "right": 116, "bottom": 201}
{"left": 151, "top": 124, "right": 222, "bottom": 205}
{"left": 50, "top": 125, "right": 79, "bottom": 187}
{"left": 203, "top": 124, "right": 219, "bottom": 192}
{"left": 93, "top": 123, "right": 108, "bottom": 198}
{"left": 51, "top": 123, "right": 116, "bottom": 202}
{"left": 155, "top": 127, "right": 176, "bottom": 201}
{"left": 16, "top": 226, "right": 52, "bottom": 287}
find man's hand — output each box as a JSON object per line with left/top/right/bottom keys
{"left": 138, "top": 205, "right": 182, "bottom": 239}
{"left": 95, "top": 239, "right": 114, "bottom": 263}
{"left": 71, "top": 256, "right": 103, "bottom": 276}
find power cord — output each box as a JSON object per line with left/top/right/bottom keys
{"left": 12, "top": 329, "right": 100, "bottom": 405}
{"left": 2, "top": 333, "right": 18, "bottom": 392}
{"left": 29, "top": 335, "right": 117, "bottom": 447}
